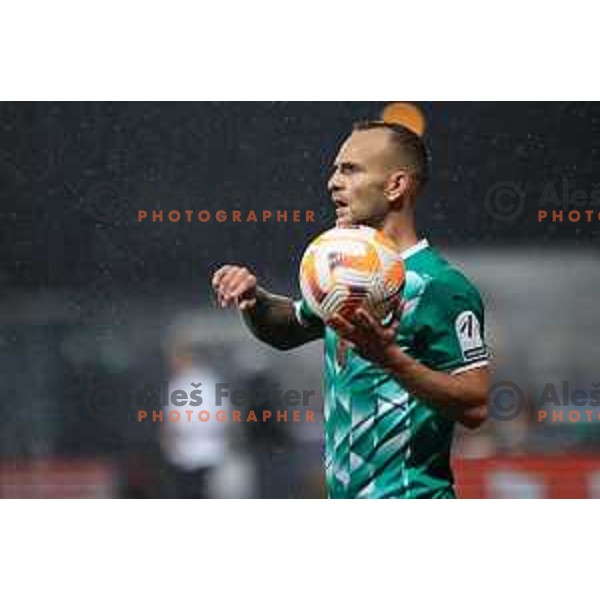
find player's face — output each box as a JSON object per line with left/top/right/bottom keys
{"left": 328, "top": 129, "right": 397, "bottom": 228}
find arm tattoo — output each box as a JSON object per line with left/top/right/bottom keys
{"left": 241, "top": 287, "right": 321, "bottom": 350}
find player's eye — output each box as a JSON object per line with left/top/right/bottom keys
{"left": 339, "top": 163, "right": 359, "bottom": 175}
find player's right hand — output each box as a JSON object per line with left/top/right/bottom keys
{"left": 211, "top": 265, "right": 258, "bottom": 311}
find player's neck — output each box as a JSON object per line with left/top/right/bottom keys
{"left": 381, "top": 214, "right": 419, "bottom": 254}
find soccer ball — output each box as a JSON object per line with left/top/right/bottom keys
{"left": 299, "top": 226, "right": 405, "bottom": 322}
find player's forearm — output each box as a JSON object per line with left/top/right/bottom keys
{"left": 383, "top": 347, "right": 488, "bottom": 428}
{"left": 240, "top": 287, "right": 308, "bottom": 350}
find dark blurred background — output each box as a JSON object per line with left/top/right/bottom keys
{"left": 1, "top": 102, "right": 600, "bottom": 498}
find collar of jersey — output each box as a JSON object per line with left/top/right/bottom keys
{"left": 400, "top": 238, "right": 429, "bottom": 260}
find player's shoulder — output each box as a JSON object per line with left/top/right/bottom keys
{"left": 417, "top": 246, "right": 484, "bottom": 305}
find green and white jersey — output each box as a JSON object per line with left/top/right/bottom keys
{"left": 294, "top": 239, "right": 489, "bottom": 499}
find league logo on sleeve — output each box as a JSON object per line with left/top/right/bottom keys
{"left": 455, "top": 310, "right": 487, "bottom": 361}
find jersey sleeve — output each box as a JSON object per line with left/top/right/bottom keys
{"left": 413, "top": 271, "right": 489, "bottom": 373}
{"left": 293, "top": 297, "right": 325, "bottom": 338}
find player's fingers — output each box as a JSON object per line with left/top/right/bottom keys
{"left": 212, "top": 265, "right": 234, "bottom": 290}
{"left": 221, "top": 271, "right": 258, "bottom": 308}
{"left": 354, "top": 308, "right": 379, "bottom": 332}
{"left": 217, "top": 266, "right": 244, "bottom": 290}
{"left": 213, "top": 267, "right": 242, "bottom": 307}
{"left": 217, "top": 268, "right": 246, "bottom": 304}
{"left": 327, "top": 314, "right": 356, "bottom": 339}
{"left": 214, "top": 268, "right": 245, "bottom": 306}
{"left": 221, "top": 270, "right": 252, "bottom": 298}
{"left": 351, "top": 310, "right": 367, "bottom": 329}
{"left": 212, "top": 267, "right": 236, "bottom": 308}
{"left": 228, "top": 275, "right": 257, "bottom": 305}
{"left": 238, "top": 298, "right": 257, "bottom": 311}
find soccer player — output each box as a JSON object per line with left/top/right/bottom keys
{"left": 212, "top": 117, "right": 490, "bottom": 498}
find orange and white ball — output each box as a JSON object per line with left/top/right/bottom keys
{"left": 299, "top": 226, "right": 405, "bottom": 321}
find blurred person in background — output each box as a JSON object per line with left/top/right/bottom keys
{"left": 234, "top": 348, "right": 293, "bottom": 498}
{"left": 159, "top": 344, "right": 228, "bottom": 499}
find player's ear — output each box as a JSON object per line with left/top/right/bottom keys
{"left": 384, "top": 170, "right": 411, "bottom": 203}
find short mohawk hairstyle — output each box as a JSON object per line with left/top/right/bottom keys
{"left": 352, "top": 120, "right": 430, "bottom": 192}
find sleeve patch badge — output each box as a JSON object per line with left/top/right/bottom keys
{"left": 455, "top": 310, "right": 487, "bottom": 361}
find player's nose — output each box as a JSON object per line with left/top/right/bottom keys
{"left": 328, "top": 172, "right": 342, "bottom": 194}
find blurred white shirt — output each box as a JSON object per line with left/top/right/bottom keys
{"left": 160, "top": 366, "right": 228, "bottom": 471}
